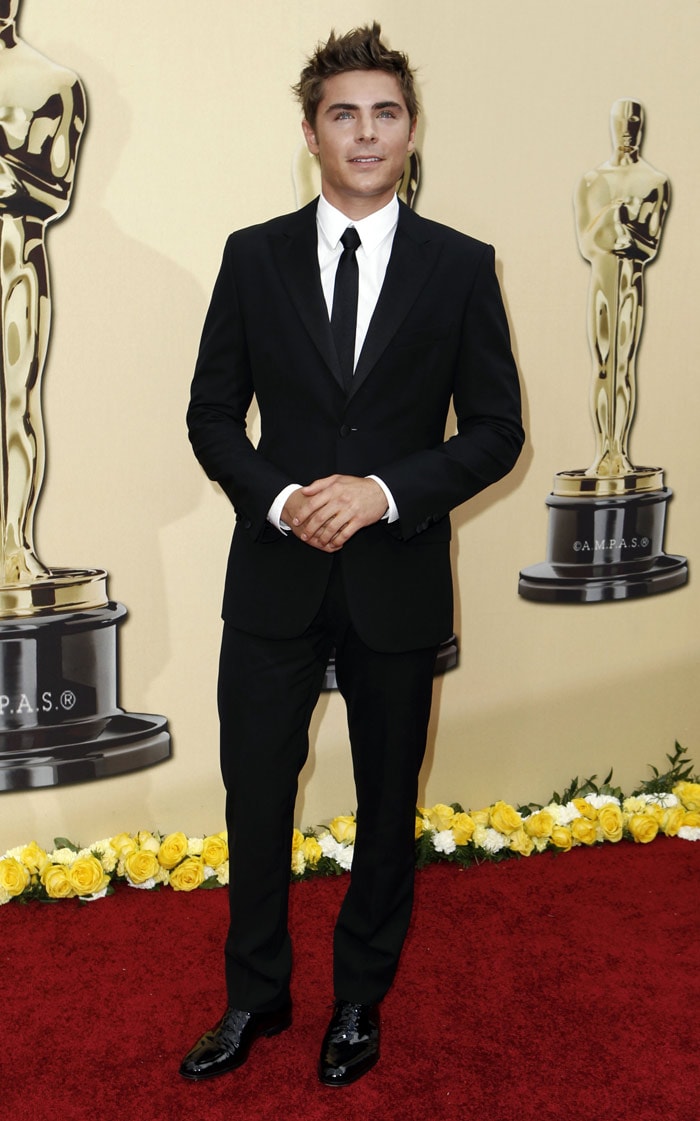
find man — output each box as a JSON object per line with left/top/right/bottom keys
{"left": 181, "top": 24, "right": 523, "bottom": 1087}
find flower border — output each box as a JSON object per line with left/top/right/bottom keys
{"left": 1, "top": 744, "right": 698, "bottom": 905}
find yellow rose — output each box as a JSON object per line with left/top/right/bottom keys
{"left": 623, "top": 796, "right": 645, "bottom": 814}
{"left": 452, "top": 812, "right": 475, "bottom": 847}
{"left": 302, "top": 835, "right": 323, "bottom": 866}
{"left": 489, "top": 801, "right": 522, "bottom": 836}
{"left": 68, "top": 855, "right": 109, "bottom": 896}
{"left": 423, "top": 804, "right": 456, "bottom": 832}
{"left": 135, "top": 831, "right": 160, "bottom": 854}
{"left": 660, "top": 806, "right": 686, "bottom": 837}
{"left": 0, "top": 856, "right": 30, "bottom": 897}
{"left": 110, "top": 832, "right": 137, "bottom": 857}
{"left": 415, "top": 815, "right": 427, "bottom": 839}
{"left": 290, "top": 830, "right": 305, "bottom": 874}
{"left": 202, "top": 833, "right": 228, "bottom": 869}
{"left": 20, "top": 841, "right": 48, "bottom": 876}
{"left": 524, "top": 810, "right": 554, "bottom": 840}
{"left": 169, "top": 856, "right": 205, "bottom": 891}
{"left": 124, "top": 849, "right": 160, "bottom": 885}
{"left": 628, "top": 814, "right": 659, "bottom": 844}
{"left": 673, "top": 781, "right": 700, "bottom": 812}
{"left": 642, "top": 802, "right": 664, "bottom": 825}
{"left": 158, "top": 831, "right": 189, "bottom": 869}
{"left": 329, "top": 815, "right": 356, "bottom": 844}
{"left": 598, "top": 803, "right": 623, "bottom": 843}
{"left": 571, "top": 817, "right": 598, "bottom": 846}
{"left": 508, "top": 828, "right": 534, "bottom": 856}
{"left": 682, "top": 810, "right": 700, "bottom": 828}
{"left": 470, "top": 809, "right": 491, "bottom": 827}
{"left": 551, "top": 826, "right": 573, "bottom": 851}
{"left": 572, "top": 798, "right": 598, "bottom": 821}
{"left": 41, "top": 864, "right": 75, "bottom": 899}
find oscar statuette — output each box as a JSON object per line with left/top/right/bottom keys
{"left": 0, "top": 1, "right": 170, "bottom": 789}
{"left": 519, "top": 99, "right": 688, "bottom": 603}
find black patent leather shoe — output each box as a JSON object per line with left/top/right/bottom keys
{"left": 179, "top": 1003, "right": 292, "bottom": 1080}
{"left": 318, "top": 1000, "right": 380, "bottom": 1086}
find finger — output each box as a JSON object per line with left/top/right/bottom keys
{"left": 300, "top": 475, "right": 339, "bottom": 496}
{"left": 300, "top": 507, "right": 343, "bottom": 541}
{"left": 291, "top": 494, "right": 334, "bottom": 528}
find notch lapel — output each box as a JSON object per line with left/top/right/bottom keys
{"left": 268, "top": 201, "right": 345, "bottom": 390}
{"left": 350, "top": 207, "right": 441, "bottom": 400}
{"left": 267, "top": 201, "right": 442, "bottom": 399}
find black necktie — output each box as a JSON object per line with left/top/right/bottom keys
{"left": 331, "top": 226, "right": 361, "bottom": 392}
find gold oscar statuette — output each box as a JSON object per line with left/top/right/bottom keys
{"left": 519, "top": 99, "right": 687, "bottom": 603}
{"left": 0, "top": 0, "right": 169, "bottom": 789}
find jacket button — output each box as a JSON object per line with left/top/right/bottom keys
{"left": 339, "top": 424, "right": 351, "bottom": 437}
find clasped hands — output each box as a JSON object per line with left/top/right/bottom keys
{"left": 282, "top": 475, "right": 388, "bottom": 553}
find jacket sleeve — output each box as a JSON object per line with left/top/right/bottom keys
{"left": 377, "top": 243, "right": 524, "bottom": 540}
{"left": 186, "top": 236, "right": 293, "bottom": 538}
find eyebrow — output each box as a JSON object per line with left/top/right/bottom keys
{"left": 324, "top": 100, "right": 404, "bottom": 114}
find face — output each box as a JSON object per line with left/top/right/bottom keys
{"left": 610, "top": 99, "right": 643, "bottom": 151}
{"left": 301, "top": 70, "right": 417, "bottom": 219}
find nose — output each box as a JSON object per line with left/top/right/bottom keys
{"left": 356, "top": 112, "right": 377, "bottom": 143}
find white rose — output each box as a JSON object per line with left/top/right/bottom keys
{"left": 319, "top": 834, "right": 354, "bottom": 870}
{"left": 432, "top": 830, "right": 457, "bottom": 855}
{"left": 473, "top": 825, "right": 508, "bottom": 854}
{"left": 678, "top": 826, "right": 700, "bottom": 841}
{"left": 584, "top": 794, "right": 621, "bottom": 809}
{"left": 548, "top": 802, "right": 579, "bottom": 826}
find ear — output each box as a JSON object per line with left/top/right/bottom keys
{"left": 407, "top": 118, "right": 417, "bottom": 154}
{"left": 301, "top": 119, "right": 319, "bottom": 156}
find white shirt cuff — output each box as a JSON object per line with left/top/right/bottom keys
{"left": 367, "top": 475, "right": 398, "bottom": 523}
{"left": 268, "top": 484, "right": 302, "bottom": 532}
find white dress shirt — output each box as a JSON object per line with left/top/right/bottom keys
{"left": 268, "top": 193, "right": 400, "bottom": 530}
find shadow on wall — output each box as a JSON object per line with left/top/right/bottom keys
{"left": 40, "top": 51, "right": 209, "bottom": 696}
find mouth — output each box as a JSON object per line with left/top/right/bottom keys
{"left": 348, "top": 156, "right": 383, "bottom": 164}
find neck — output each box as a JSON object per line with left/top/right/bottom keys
{"left": 321, "top": 188, "right": 397, "bottom": 223}
{"left": 612, "top": 146, "right": 640, "bottom": 167}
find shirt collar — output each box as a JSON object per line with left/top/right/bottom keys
{"left": 316, "top": 193, "right": 399, "bottom": 254}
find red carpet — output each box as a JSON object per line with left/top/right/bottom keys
{"left": 3, "top": 837, "right": 698, "bottom": 1121}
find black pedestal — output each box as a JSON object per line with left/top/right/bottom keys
{"left": 0, "top": 603, "right": 170, "bottom": 790}
{"left": 518, "top": 487, "right": 688, "bottom": 603}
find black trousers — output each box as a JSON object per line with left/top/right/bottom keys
{"left": 218, "top": 557, "right": 438, "bottom": 1012}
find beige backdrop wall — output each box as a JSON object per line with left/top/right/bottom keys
{"left": 2, "top": 0, "right": 698, "bottom": 850}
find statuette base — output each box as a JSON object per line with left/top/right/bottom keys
{"left": 518, "top": 488, "right": 688, "bottom": 603}
{"left": 0, "top": 568, "right": 109, "bottom": 619}
{"left": 0, "top": 602, "right": 170, "bottom": 791}
{"left": 552, "top": 467, "right": 665, "bottom": 498}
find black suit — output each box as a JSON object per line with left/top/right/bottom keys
{"left": 188, "top": 198, "right": 523, "bottom": 1010}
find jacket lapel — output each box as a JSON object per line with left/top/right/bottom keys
{"left": 268, "top": 200, "right": 345, "bottom": 389}
{"left": 350, "top": 204, "right": 441, "bottom": 399}
{"left": 268, "top": 199, "right": 441, "bottom": 398}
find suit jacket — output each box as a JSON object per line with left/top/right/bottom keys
{"left": 187, "top": 199, "right": 524, "bottom": 652}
